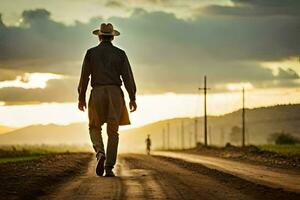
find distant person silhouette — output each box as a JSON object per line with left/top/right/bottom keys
{"left": 78, "top": 23, "right": 137, "bottom": 177}
{"left": 146, "top": 135, "right": 151, "bottom": 155}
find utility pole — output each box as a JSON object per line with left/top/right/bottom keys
{"left": 177, "top": 126, "right": 180, "bottom": 149}
{"left": 242, "top": 88, "right": 246, "bottom": 147}
{"left": 209, "top": 126, "right": 212, "bottom": 145}
{"left": 189, "top": 131, "right": 193, "bottom": 148}
{"left": 194, "top": 118, "right": 198, "bottom": 147}
{"left": 167, "top": 122, "right": 170, "bottom": 150}
{"left": 162, "top": 128, "right": 165, "bottom": 150}
{"left": 199, "top": 76, "right": 210, "bottom": 147}
{"left": 181, "top": 120, "right": 185, "bottom": 149}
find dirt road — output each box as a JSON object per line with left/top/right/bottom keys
{"left": 39, "top": 153, "right": 299, "bottom": 200}
{"left": 154, "top": 151, "right": 300, "bottom": 193}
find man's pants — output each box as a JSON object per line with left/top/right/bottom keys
{"left": 89, "top": 121, "right": 119, "bottom": 169}
{"left": 88, "top": 86, "right": 126, "bottom": 169}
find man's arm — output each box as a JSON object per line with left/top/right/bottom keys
{"left": 121, "top": 52, "right": 137, "bottom": 112}
{"left": 77, "top": 51, "right": 91, "bottom": 111}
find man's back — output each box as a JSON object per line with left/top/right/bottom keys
{"left": 78, "top": 41, "right": 136, "bottom": 103}
{"left": 87, "top": 41, "right": 125, "bottom": 87}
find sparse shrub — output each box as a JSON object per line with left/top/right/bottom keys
{"left": 225, "top": 142, "right": 233, "bottom": 148}
{"left": 269, "top": 132, "right": 300, "bottom": 145}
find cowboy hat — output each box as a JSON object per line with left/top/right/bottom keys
{"left": 92, "top": 23, "right": 120, "bottom": 36}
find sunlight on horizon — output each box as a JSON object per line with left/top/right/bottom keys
{"left": 0, "top": 88, "right": 299, "bottom": 129}
{"left": 261, "top": 57, "right": 300, "bottom": 75}
{"left": 226, "top": 82, "right": 254, "bottom": 91}
{"left": 0, "top": 73, "right": 63, "bottom": 89}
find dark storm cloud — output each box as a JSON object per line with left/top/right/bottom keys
{"left": 276, "top": 68, "right": 299, "bottom": 80}
{"left": 105, "top": 0, "right": 125, "bottom": 8}
{"left": 0, "top": 9, "right": 98, "bottom": 62}
{"left": 203, "top": 0, "right": 300, "bottom": 17}
{"left": 22, "top": 8, "right": 51, "bottom": 21}
{"left": 0, "top": 6, "right": 299, "bottom": 102}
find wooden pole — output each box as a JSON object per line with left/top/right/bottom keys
{"left": 242, "top": 88, "right": 245, "bottom": 147}
{"left": 194, "top": 118, "right": 198, "bottom": 147}
{"left": 181, "top": 120, "right": 185, "bottom": 149}
{"left": 199, "top": 76, "right": 209, "bottom": 146}
{"left": 190, "top": 131, "right": 193, "bottom": 148}
{"left": 204, "top": 76, "right": 207, "bottom": 146}
{"left": 162, "top": 128, "right": 165, "bottom": 150}
{"left": 167, "top": 122, "right": 170, "bottom": 149}
{"left": 177, "top": 126, "right": 180, "bottom": 149}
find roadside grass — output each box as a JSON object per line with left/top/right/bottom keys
{"left": 258, "top": 144, "right": 300, "bottom": 155}
{"left": 0, "top": 144, "right": 93, "bottom": 163}
{"left": 0, "top": 155, "right": 41, "bottom": 163}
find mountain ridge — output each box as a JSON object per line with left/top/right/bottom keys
{"left": 0, "top": 104, "right": 299, "bottom": 152}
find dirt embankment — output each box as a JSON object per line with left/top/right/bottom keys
{"left": 0, "top": 153, "right": 92, "bottom": 200}
{"left": 183, "top": 145, "right": 300, "bottom": 170}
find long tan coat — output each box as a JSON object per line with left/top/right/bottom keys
{"left": 88, "top": 86, "right": 130, "bottom": 126}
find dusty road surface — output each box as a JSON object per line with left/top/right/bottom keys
{"left": 39, "top": 153, "right": 299, "bottom": 200}
{"left": 0, "top": 153, "right": 92, "bottom": 200}
{"left": 154, "top": 151, "right": 300, "bottom": 193}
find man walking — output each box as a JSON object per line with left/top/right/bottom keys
{"left": 145, "top": 135, "right": 151, "bottom": 155}
{"left": 78, "top": 23, "right": 137, "bottom": 177}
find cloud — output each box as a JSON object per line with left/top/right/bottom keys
{"left": 22, "top": 8, "right": 51, "bottom": 22}
{"left": 0, "top": 7, "right": 299, "bottom": 103}
{"left": 0, "top": 69, "right": 24, "bottom": 81}
{"left": 2, "top": 7, "right": 299, "bottom": 66}
{"left": 203, "top": 0, "right": 300, "bottom": 17}
{"left": 105, "top": 0, "right": 125, "bottom": 8}
{"left": 0, "top": 73, "right": 62, "bottom": 89}
{"left": 0, "top": 77, "right": 78, "bottom": 104}
{"left": 0, "top": 9, "right": 97, "bottom": 62}
{"left": 276, "top": 68, "right": 299, "bottom": 80}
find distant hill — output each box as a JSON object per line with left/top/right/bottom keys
{"left": 0, "top": 104, "right": 299, "bottom": 152}
{"left": 0, "top": 125, "right": 15, "bottom": 135}
{"left": 120, "top": 104, "right": 300, "bottom": 151}
{"left": 0, "top": 123, "right": 90, "bottom": 145}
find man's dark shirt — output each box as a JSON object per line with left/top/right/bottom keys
{"left": 78, "top": 41, "right": 136, "bottom": 102}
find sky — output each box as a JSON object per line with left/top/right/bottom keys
{"left": 0, "top": 0, "right": 300, "bottom": 128}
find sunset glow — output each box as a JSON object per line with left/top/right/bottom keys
{"left": 226, "top": 82, "right": 254, "bottom": 91}
{"left": 1, "top": 88, "right": 299, "bottom": 128}
{"left": 0, "top": 73, "right": 62, "bottom": 89}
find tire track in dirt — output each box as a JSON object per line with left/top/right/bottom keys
{"left": 39, "top": 158, "right": 123, "bottom": 200}
{"left": 119, "top": 157, "right": 168, "bottom": 199}
{"left": 121, "top": 154, "right": 252, "bottom": 200}
{"left": 39, "top": 155, "right": 168, "bottom": 200}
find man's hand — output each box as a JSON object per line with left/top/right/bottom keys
{"left": 78, "top": 101, "right": 86, "bottom": 112}
{"left": 129, "top": 100, "right": 137, "bottom": 112}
